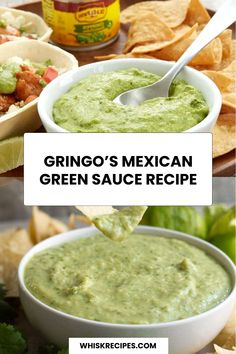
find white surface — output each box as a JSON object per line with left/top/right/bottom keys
{"left": 38, "top": 58, "right": 222, "bottom": 135}
{"left": 24, "top": 133, "right": 212, "bottom": 206}
{"left": 18, "top": 226, "right": 236, "bottom": 354}
{"left": 70, "top": 338, "right": 168, "bottom": 354}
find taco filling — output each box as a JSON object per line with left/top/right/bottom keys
{"left": 0, "top": 11, "right": 38, "bottom": 44}
{"left": 0, "top": 57, "right": 59, "bottom": 116}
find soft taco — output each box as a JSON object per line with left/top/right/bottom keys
{"left": 0, "top": 7, "right": 52, "bottom": 44}
{"left": 0, "top": 40, "right": 78, "bottom": 140}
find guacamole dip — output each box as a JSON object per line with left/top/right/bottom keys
{"left": 53, "top": 68, "right": 208, "bottom": 132}
{"left": 24, "top": 234, "right": 231, "bottom": 324}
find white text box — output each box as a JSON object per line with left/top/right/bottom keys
{"left": 24, "top": 133, "right": 212, "bottom": 206}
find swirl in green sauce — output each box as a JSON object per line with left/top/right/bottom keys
{"left": 53, "top": 68, "right": 209, "bottom": 132}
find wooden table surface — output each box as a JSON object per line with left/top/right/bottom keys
{"left": 1, "top": 0, "right": 235, "bottom": 178}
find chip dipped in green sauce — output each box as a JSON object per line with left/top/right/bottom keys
{"left": 53, "top": 68, "right": 209, "bottom": 132}
{"left": 92, "top": 206, "right": 148, "bottom": 241}
{"left": 24, "top": 234, "right": 231, "bottom": 324}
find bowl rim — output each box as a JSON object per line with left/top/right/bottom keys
{"left": 18, "top": 225, "right": 236, "bottom": 329}
{"left": 37, "top": 58, "right": 222, "bottom": 133}
{"left": 0, "top": 40, "right": 78, "bottom": 125}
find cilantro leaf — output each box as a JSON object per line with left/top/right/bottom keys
{"left": 0, "top": 323, "right": 27, "bottom": 354}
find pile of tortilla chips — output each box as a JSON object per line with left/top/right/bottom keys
{"left": 0, "top": 206, "right": 74, "bottom": 297}
{"left": 0, "top": 228, "right": 33, "bottom": 298}
{"left": 96, "top": 0, "right": 236, "bottom": 158}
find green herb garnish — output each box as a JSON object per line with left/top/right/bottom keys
{"left": 44, "top": 59, "right": 53, "bottom": 66}
{"left": 0, "top": 323, "right": 27, "bottom": 354}
{"left": 39, "top": 79, "right": 47, "bottom": 87}
{"left": 36, "top": 68, "right": 45, "bottom": 76}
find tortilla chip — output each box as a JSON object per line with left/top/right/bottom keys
{"left": 197, "top": 29, "right": 232, "bottom": 64}
{"left": 223, "top": 93, "right": 236, "bottom": 104}
{"left": 0, "top": 228, "right": 32, "bottom": 256}
{"left": 150, "top": 26, "right": 222, "bottom": 66}
{"left": 223, "top": 337, "right": 236, "bottom": 351}
{"left": 217, "top": 114, "right": 235, "bottom": 126}
{"left": 215, "top": 332, "right": 236, "bottom": 349}
{"left": 202, "top": 39, "right": 236, "bottom": 72}
{"left": 123, "top": 13, "right": 175, "bottom": 54}
{"left": 68, "top": 213, "right": 91, "bottom": 229}
{"left": 95, "top": 53, "right": 156, "bottom": 60}
{"left": 215, "top": 305, "right": 236, "bottom": 347}
{"left": 190, "top": 38, "right": 223, "bottom": 66}
{"left": 131, "top": 23, "right": 197, "bottom": 54}
{"left": 28, "top": 206, "right": 68, "bottom": 244}
{"left": 92, "top": 206, "right": 147, "bottom": 242}
{"left": 223, "top": 60, "right": 236, "bottom": 76}
{"left": 231, "top": 39, "right": 236, "bottom": 61}
{"left": 120, "top": 0, "right": 190, "bottom": 28}
{"left": 213, "top": 114, "right": 236, "bottom": 158}
{"left": 0, "top": 228, "right": 33, "bottom": 296}
{"left": 203, "top": 70, "right": 235, "bottom": 93}
{"left": 222, "top": 61, "right": 236, "bottom": 94}
{"left": 219, "top": 30, "right": 233, "bottom": 59}
{"left": 223, "top": 92, "right": 236, "bottom": 111}
{"left": 221, "top": 103, "right": 236, "bottom": 114}
{"left": 184, "top": 0, "right": 210, "bottom": 26}
{"left": 214, "top": 345, "right": 236, "bottom": 354}
{"left": 95, "top": 53, "right": 123, "bottom": 60}
{"left": 76, "top": 206, "right": 116, "bottom": 218}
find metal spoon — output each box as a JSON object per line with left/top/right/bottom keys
{"left": 114, "top": 0, "right": 236, "bottom": 106}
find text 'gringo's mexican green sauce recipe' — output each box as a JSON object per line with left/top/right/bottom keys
{"left": 24, "top": 234, "right": 231, "bottom": 324}
{"left": 53, "top": 68, "right": 209, "bottom": 132}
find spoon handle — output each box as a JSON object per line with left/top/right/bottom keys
{"left": 163, "top": 0, "right": 236, "bottom": 83}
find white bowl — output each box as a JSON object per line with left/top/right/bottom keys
{"left": 0, "top": 40, "right": 78, "bottom": 140}
{"left": 38, "top": 58, "right": 222, "bottom": 133}
{"left": 18, "top": 226, "right": 236, "bottom": 354}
